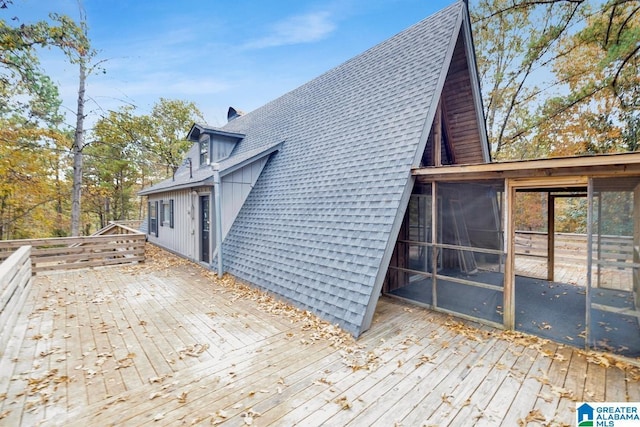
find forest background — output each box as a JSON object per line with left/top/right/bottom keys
{"left": 0, "top": 0, "right": 638, "bottom": 239}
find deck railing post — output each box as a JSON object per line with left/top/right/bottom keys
{"left": 586, "top": 178, "right": 594, "bottom": 350}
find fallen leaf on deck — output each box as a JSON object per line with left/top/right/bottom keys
{"left": 179, "top": 343, "right": 209, "bottom": 358}
{"left": 415, "top": 354, "right": 434, "bottom": 367}
{"left": 115, "top": 353, "right": 136, "bottom": 369}
{"left": 518, "top": 409, "right": 546, "bottom": 426}
{"left": 188, "top": 415, "right": 208, "bottom": 425}
{"left": 335, "top": 396, "right": 352, "bottom": 410}
{"left": 550, "top": 385, "right": 574, "bottom": 399}
{"left": 314, "top": 377, "right": 333, "bottom": 386}
{"left": 537, "top": 393, "right": 553, "bottom": 403}
{"left": 177, "top": 391, "right": 188, "bottom": 403}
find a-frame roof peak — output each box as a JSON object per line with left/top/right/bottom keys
{"left": 215, "top": 1, "right": 488, "bottom": 337}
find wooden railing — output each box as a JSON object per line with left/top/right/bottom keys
{"left": 0, "top": 246, "right": 32, "bottom": 350}
{"left": 0, "top": 234, "right": 145, "bottom": 273}
{"left": 516, "top": 231, "right": 633, "bottom": 267}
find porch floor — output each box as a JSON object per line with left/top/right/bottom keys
{"left": 1, "top": 246, "right": 639, "bottom": 426}
{"left": 389, "top": 272, "right": 640, "bottom": 356}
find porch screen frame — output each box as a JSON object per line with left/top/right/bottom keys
{"left": 504, "top": 176, "right": 588, "bottom": 330}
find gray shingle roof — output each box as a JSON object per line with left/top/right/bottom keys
{"left": 217, "top": 1, "right": 470, "bottom": 336}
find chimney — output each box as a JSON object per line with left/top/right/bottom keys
{"left": 227, "top": 106, "right": 244, "bottom": 122}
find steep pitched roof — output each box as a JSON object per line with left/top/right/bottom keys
{"left": 218, "top": 1, "right": 485, "bottom": 336}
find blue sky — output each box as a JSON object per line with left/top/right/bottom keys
{"left": 6, "top": 0, "right": 453, "bottom": 129}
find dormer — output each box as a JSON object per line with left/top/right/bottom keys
{"left": 186, "top": 124, "right": 245, "bottom": 167}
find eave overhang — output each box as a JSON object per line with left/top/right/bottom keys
{"left": 413, "top": 152, "right": 640, "bottom": 183}
{"left": 187, "top": 123, "right": 246, "bottom": 142}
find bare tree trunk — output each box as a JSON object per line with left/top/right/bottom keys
{"left": 71, "top": 60, "right": 86, "bottom": 236}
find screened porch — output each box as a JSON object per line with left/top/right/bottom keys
{"left": 384, "top": 153, "right": 640, "bottom": 357}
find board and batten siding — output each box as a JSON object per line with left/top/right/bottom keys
{"left": 146, "top": 189, "right": 200, "bottom": 260}
{"left": 220, "top": 156, "right": 269, "bottom": 238}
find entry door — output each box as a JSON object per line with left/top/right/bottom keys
{"left": 200, "top": 195, "right": 210, "bottom": 263}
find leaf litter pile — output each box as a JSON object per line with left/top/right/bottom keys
{"left": 2, "top": 243, "right": 639, "bottom": 426}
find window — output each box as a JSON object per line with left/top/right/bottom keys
{"left": 160, "top": 199, "right": 174, "bottom": 228}
{"left": 199, "top": 134, "right": 210, "bottom": 166}
{"left": 148, "top": 201, "right": 158, "bottom": 237}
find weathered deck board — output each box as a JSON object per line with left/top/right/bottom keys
{"left": 0, "top": 246, "right": 638, "bottom": 426}
{"left": 293, "top": 317, "right": 468, "bottom": 426}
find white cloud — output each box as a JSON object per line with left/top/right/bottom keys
{"left": 242, "top": 11, "right": 336, "bottom": 49}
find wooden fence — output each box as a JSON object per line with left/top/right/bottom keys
{"left": 0, "top": 234, "right": 146, "bottom": 273}
{"left": 0, "top": 246, "right": 32, "bottom": 350}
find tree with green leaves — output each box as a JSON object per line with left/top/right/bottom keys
{"left": 81, "top": 99, "right": 203, "bottom": 232}
{"left": 1, "top": 5, "right": 90, "bottom": 237}
{"left": 142, "top": 98, "right": 205, "bottom": 179}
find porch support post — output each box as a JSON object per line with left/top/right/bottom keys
{"left": 547, "top": 194, "right": 555, "bottom": 282}
{"left": 504, "top": 178, "right": 515, "bottom": 330}
{"left": 212, "top": 163, "right": 224, "bottom": 278}
{"left": 431, "top": 182, "right": 438, "bottom": 308}
{"left": 586, "top": 178, "right": 594, "bottom": 349}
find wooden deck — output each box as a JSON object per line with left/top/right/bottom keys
{"left": 1, "top": 246, "right": 639, "bottom": 426}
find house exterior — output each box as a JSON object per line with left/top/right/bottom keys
{"left": 139, "top": 125, "right": 281, "bottom": 265}
{"left": 140, "top": 0, "right": 486, "bottom": 337}
{"left": 139, "top": 0, "right": 640, "bottom": 357}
